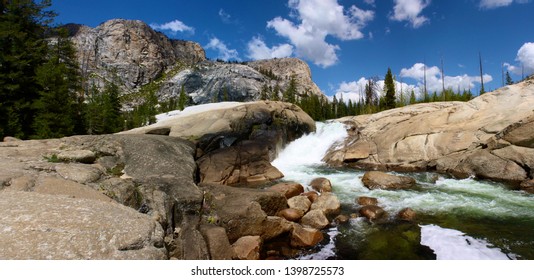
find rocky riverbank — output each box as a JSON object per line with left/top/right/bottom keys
{"left": 324, "top": 77, "right": 534, "bottom": 191}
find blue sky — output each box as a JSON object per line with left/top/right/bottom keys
{"left": 52, "top": 0, "right": 534, "bottom": 99}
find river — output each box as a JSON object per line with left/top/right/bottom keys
{"left": 271, "top": 122, "right": 534, "bottom": 260}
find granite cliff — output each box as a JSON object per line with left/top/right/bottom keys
{"left": 68, "top": 19, "right": 326, "bottom": 105}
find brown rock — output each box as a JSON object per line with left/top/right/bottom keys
{"left": 300, "top": 209, "right": 329, "bottom": 229}
{"left": 3, "top": 136, "right": 21, "bottom": 142}
{"left": 301, "top": 191, "right": 319, "bottom": 203}
{"left": 262, "top": 216, "right": 292, "bottom": 240}
{"left": 287, "top": 195, "right": 311, "bottom": 213}
{"left": 359, "top": 205, "right": 386, "bottom": 221}
{"left": 310, "top": 193, "right": 341, "bottom": 216}
{"left": 232, "top": 236, "right": 262, "bottom": 260}
{"left": 362, "top": 171, "right": 416, "bottom": 190}
{"left": 520, "top": 179, "right": 534, "bottom": 194}
{"left": 334, "top": 214, "right": 350, "bottom": 224}
{"left": 199, "top": 225, "right": 234, "bottom": 260}
{"left": 290, "top": 224, "right": 324, "bottom": 248}
{"left": 268, "top": 182, "right": 304, "bottom": 199}
{"left": 397, "top": 208, "right": 417, "bottom": 221}
{"left": 309, "top": 177, "right": 332, "bottom": 192}
{"left": 357, "top": 196, "right": 378, "bottom": 206}
{"left": 278, "top": 208, "right": 304, "bottom": 222}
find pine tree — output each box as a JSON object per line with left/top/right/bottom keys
{"left": 102, "top": 82, "right": 123, "bottom": 133}
{"left": 409, "top": 90, "right": 416, "bottom": 104}
{"left": 384, "top": 67, "right": 396, "bottom": 110}
{"left": 0, "top": 0, "right": 54, "bottom": 139}
{"left": 33, "top": 28, "right": 81, "bottom": 138}
{"left": 505, "top": 71, "right": 514, "bottom": 85}
{"left": 260, "top": 84, "right": 269, "bottom": 100}
{"left": 178, "top": 84, "right": 187, "bottom": 110}
{"left": 283, "top": 75, "right": 297, "bottom": 103}
{"left": 272, "top": 84, "right": 281, "bottom": 101}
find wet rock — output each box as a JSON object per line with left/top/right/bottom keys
{"left": 310, "top": 193, "right": 341, "bottom": 216}
{"left": 334, "top": 214, "right": 350, "bottom": 224}
{"left": 357, "top": 196, "right": 378, "bottom": 206}
{"left": 278, "top": 208, "right": 304, "bottom": 222}
{"left": 232, "top": 236, "right": 262, "bottom": 260}
{"left": 309, "top": 177, "right": 332, "bottom": 193}
{"left": 301, "top": 191, "right": 319, "bottom": 203}
{"left": 397, "top": 208, "right": 417, "bottom": 221}
{"left": 362, "top": 171, "right": 416, "bottom": 190}
{"left": 520, "top": 179, "right": 534, "bottom": 194}
{"left": 290, "top": 224, "right": 324, "bottom": 248}
{"left": 300, "top": 209, "right": 329, "bottom": 229}
{"left": 287, "top": 195, "right": 311, "bottom": 213}
{"left": 359, "top": 205, "right": 386, "bottom": 221}
{"left": 268, "top": 182, "right": 304, "bottom": 199}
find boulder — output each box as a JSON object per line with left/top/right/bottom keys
{"left": 3, "top": 136, "right": 21, "bottom": 142}
{"left": 397, "top": 208, "right": 417, "bottom": 221}
{"left": 199, "top": 183, "right": 287, "bottom": 242}
{"left": 268, "top": 182, "right": 304, "bottom": 199}
{"left": 290, "top": 224, "right": 324, "bottom": 248}
{"left": 0, "top": 191, "right": 166, "bottom": 259}
{"left": 357, "top": 196, "right": 378, "bottom": 206}
{"left": 262, "top": 216, "right": 293, "bottom": 240}
{"left": 199, "top": 225, "right": 234, "bottom": 260}
{"left": 54, "top": 164, "right": 103, "bottom": 184}
{"left": 334, "top": 214, "right": 350, "bottom": 224}
{"left": 323, "top": 79, "right": 534, "bottom": 183}
{"left": 309, "top": 177, "right": 332, "bottom": 193}
{"left": 125, "top": 101, "right": 315, "bottom": 186}
{"left": 359, "top": 205, "right": 387, "bottom": 221}
{"left": 287, "top": 196, "right": 311, "bottom": 213}
{"left": 278, "top": 208, "right": 304, "bottom": 222}
{"left": 362, "top": 171, "right": 416, "bottom": 190}
{"left": 232, "top": 236, "right": 262, "bottom": 260}
{"left": 300, "top": 209, "right": 329, "bottom": 229}
{"left": 301, "top": 191, "right": 319, "bottom": 203}
{"left": 310, "top": 193, "right": 341, "bottom": 216}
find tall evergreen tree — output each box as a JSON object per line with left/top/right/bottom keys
{"left": 178, "top": 84, "right": 187, "bottom": 110}
{"left": 33, "top": 28, "right": 81, "bottom": 138}
{"left": 409, "top": 90, "right": 416, "bottom": 104}
{"left": 283, "top": 75, "right": 297, "bottom": 103}
{"left": 384, "top": 67, "right": 396, "bottom": 109}
{"left": 0, "top": 0, "right": 54, "bottom": 139}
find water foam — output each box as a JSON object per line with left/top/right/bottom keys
{"left": 420, "top": 224, "right": 513, "bottom": 260}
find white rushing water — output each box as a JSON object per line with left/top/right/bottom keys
{"left": 271, "top": 121, "right": 534, "bottom": 260}
{"left": 420, "top": 225, "right": 512, "bottom": 260}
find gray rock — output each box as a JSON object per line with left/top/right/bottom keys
{"left": 0, "top": 191, "right": 166, "bottom": 259}
{"left": 57, "top": 150, "right": 96, "bottom": 164}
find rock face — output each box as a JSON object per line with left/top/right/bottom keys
{"left": 0, "top": 191, "right": 166, "bottom": 260}
{"left": 324, "top": 78, "right": 534, "bottom": 185}
{"left": 67, "top": 19, "right": 327, "bottom": 107}
{"left": 125, "top": 101, "right": 316, "bottom": 185}
{"left": 0, "top": 134, "right": 205, "bottom": 260}
{"left": 69, "top": 19, "right": 205, "bottom": 91}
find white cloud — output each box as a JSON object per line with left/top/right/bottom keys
{"left": 517, "top": 42, "right": 534, "bottom": 73}
{"left": 205, "top": 37, "right": 240, "bottom": 61}
{"left": 267, "top": 0, "right": 374, "bottom": 68}
{"left": 247, "top": 37, "right": 294, "bottom": 60}
{"left": 150, "top": 20, "right": 194, "bottom": 34}
{"left": 400, "top": 63, "right": 493, "bottom": 93}
{"left": 390, "top": 0, "right": 431, "bottom": 28}
{"left": 504, "top": 42, "right": 534, "bottom": 76}
{"left": 333, "top": 77, "right": 421, "bottom": 102}
{"left": 479, "top": 0, "right": 530, "bottom": 9}
{"left": 479, "top": 0, "right": 513, "bottom": 8}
